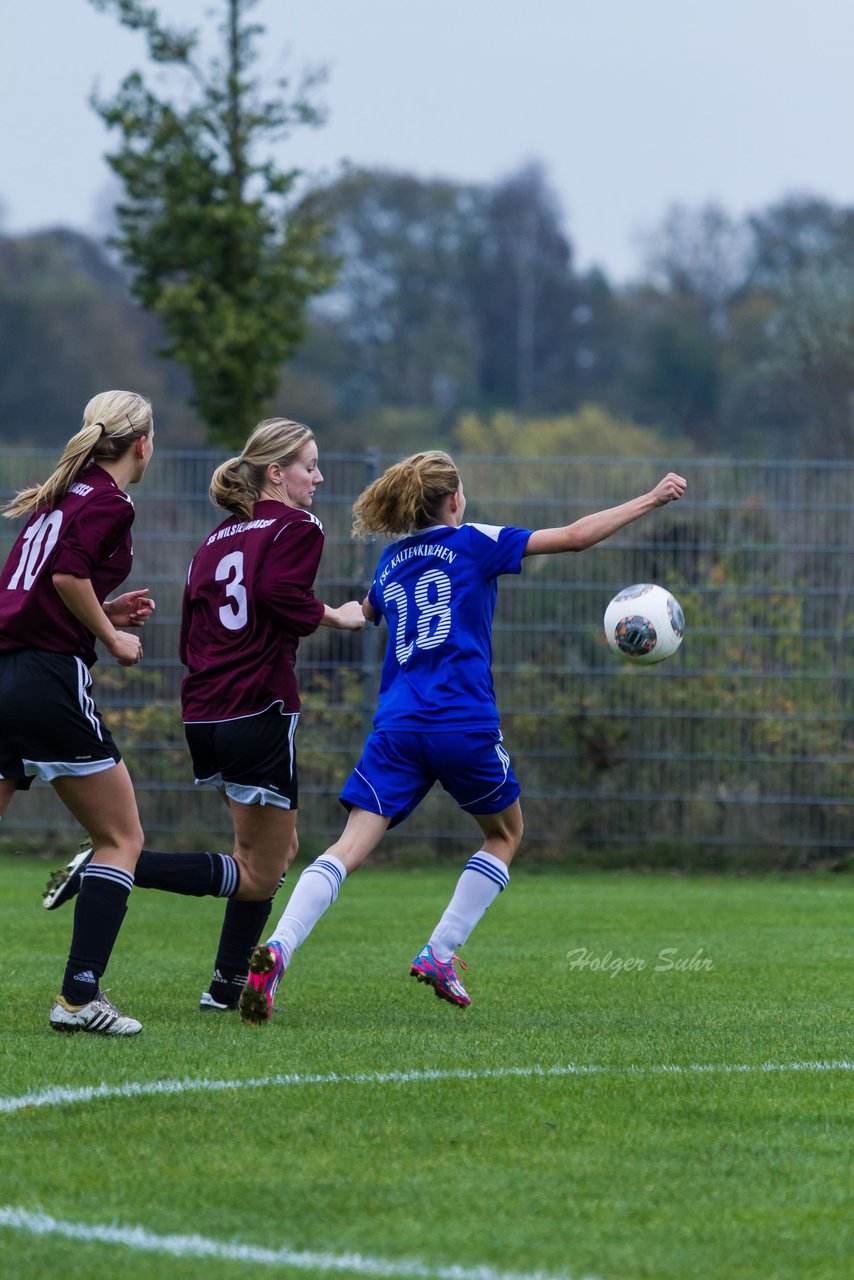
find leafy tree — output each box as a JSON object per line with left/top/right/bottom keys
{"left": 89, "top": 0, "right": 336, "bottom": 445}
{"left": 454, "top": 403, "right": 687, "bottom": 459}
{"left": 0, "top": 229, "right": 200, "bottom": 446}
{"left": 748, "top": 195, "right": 854, "bottom": 289}
{"left": 770, "top": 264, "right": 854, "bottom": 457}
{"left": 286, "top": 163, "right": 624, "bottom": 446}
{"left": 745, "top": 198, "right": 854, "bottom": 457}
{"left": 641, "top": 202, "right": 751, "bottom": 333}
{"left": 305, "top": 167, "right": 483, "bottom": 421}
{"left": 462, "top": 163, "right": 591, "bottom": 414}
{"left": 623, "top": 288, "right": 722, "bottom": 444}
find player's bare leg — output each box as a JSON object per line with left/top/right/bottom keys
{"left": 52, "top": 762, "right": 143, "bottom": 873}
{"left": 0, "top": 777, "right": 18, "bottom": 818}
{"left": 240, "top": 808, "right": 389, "bottom": 1023}
{"left": 228, "top": 799, "right": 299, "bottom": 898}
{"left": 198, "top": 800, "right": 300, "bottom": 1011}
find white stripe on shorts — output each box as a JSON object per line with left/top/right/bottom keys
{"left": 353, "top": 768, "right": 384, "bottom": 815}
{"left": 287, "top": 713, "right": 298, "bottom": 775}
{"left": 75, "top": 657, "right": 103, "bottom": 742}
{"left": 462, "top": 743, "right": 511, "bottom": 811}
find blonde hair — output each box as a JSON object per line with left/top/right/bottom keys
{"left": 209, "top": 418, "right": 315, "bottom": 520}
{"left": 352, "top": 451, "right": 461, "bottom": 537}
{"left": 3, "top": 390, "right": 153, "bottom": 519}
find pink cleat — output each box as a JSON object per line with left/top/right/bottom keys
{"left": 410, "top": 944, "right": 470, "bottom": 1008}
{"left": 238, "top": 942, "right": 285, "bottom": 1024}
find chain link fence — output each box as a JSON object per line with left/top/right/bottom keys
{"left": 1, "top": 450, "right": 851, "bottom": 868}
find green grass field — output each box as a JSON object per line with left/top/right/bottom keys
{"left": 0, "top": 859, "right": 851, "bottom": 1280}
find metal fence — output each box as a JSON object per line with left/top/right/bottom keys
{"left": 1, "top": 450, "right": 852, "bottom": 867}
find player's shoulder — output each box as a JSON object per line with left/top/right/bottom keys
{"left": 461, "top": 522, "right": 509, "bottom": 544}
{"left": 65, "top": 469, "right": 134, "bottom": 516}
{"left": 272, "top": 508, "right": 324, "bottom": 541}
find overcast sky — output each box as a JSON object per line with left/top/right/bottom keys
{"left": 2, "top": 0, "right": 853, "bottom": 280}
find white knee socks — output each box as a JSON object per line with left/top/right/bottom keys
{"left": 268, "top": 855, "right": 347, "bottom": 967}
{"left": 428, "top": 850, "right": 510, "bottom": 961}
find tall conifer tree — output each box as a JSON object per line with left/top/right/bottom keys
{"left": 90, "top": 0, "right": 336, "bottom": 444}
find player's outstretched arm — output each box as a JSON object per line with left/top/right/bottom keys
{"left": 523, "top": 472, "right": 686, "bottom": 557}
{"left": 320, "top": 600, "right": 367, "bottom": 630}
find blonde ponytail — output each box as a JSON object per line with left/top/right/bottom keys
{"left": 209, "top": 457, "right": 251, "bottom": 521}
{"left": 209, "top": 418, "right": 314, "bottom": 520}
{"left": 352, "top": 451, "right": 461, "bottom": 537}
{"left": 3, "top": 390, "right": 152, "bottom": 519}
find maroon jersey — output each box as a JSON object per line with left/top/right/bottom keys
{"left": 180, "top": 501, "right": 326, "bottom": 722}
{"left": 0, "top": 464, "right": 134, "bottom": 667}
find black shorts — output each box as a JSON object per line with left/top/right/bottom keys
{"left": 184, "top": 705, "right": 299, "bottom": 810}
{"left": 0, "top": 650, "right": 121, "bottom": 788}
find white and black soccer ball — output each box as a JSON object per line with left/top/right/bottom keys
{"left": 603, "top": 583, "right": 685, "bottom": 665}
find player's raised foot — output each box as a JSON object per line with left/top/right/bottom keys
{"left": 49, "top": 991, "right": 142, "bottom": 1036}
{"left": 199, "top": 969, "right": 247, "bottom": 1012}
{"left": 238, "top": 942, "right": 285, "bottom": 1025}
{"left": 410, "top": 944, "right": 470, "bottom": 1008}
{"left": 42, "top": 842, "right": 94, "bottom": 910}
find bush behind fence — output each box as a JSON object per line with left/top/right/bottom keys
{"left": 1, "top": 450, "right": 851, "bottom": 868}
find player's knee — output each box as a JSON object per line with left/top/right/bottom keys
{"left": 123, "top": 823, "right": 145, "bottom": 865}
{"left": 257, "top": 871, "right": 284, "bottom": 899}
{"left": 232, "top": 855, "right": 286, "bottom": 900}
{"left": 113, "top": 820, "right": 146, "bottom": 854}
{"left": 479, "top": 806, "right": 523, "bottom": 857}
{"left": 499, "top": 821, "right": 522, "bottom": 860}
{"left": 88, "top": 822, "right": 144, "bottom": 867}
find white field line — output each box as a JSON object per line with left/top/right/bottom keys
{"left": 1, "top": 1059, "right": 852, "bottom": 1118}
{"left": 0, "top": 1206, "right": 591, "bottom": 1280}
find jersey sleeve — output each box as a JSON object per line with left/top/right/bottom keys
{"left": 367, "top": 577, "right": 384, "bottom": 626}
{"left": 51, "top": 491, "right": 134, "bottom": 579}
{"left": 261, "top": 518, "right": 326, "bottom": 636}
{"left": 464, "top": 523, "right": 532, "bottom": 579}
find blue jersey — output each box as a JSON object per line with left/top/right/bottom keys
{"left": 368, "top": 522, "right": 531, "bottom": 732}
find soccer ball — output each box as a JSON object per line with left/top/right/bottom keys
{"left": 603, "top": 583, "right": 685, "bottom": 665}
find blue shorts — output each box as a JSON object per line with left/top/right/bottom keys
{"left": 339, "top": 729, "right": 521, "bottom": 828}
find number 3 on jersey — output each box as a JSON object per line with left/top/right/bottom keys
{"left": 383, "top": 568, "right": 452, "bottom": 665}
{"left": 216, "top": 551, "right": 248, "bottom": 631}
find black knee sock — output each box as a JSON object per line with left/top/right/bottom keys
{"left": 61, "top": 864, "right": 134, "bottom": 1005}
{"left": 134, "top": 848, "right": 238, "bottom": 897}
{"left": 213, "top": 897, "right": 276, "bottom": 981}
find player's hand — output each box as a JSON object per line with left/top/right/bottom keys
{"left": 105, "top": 589, "right": 156, "bottom": 628}
{"left": 651, "top": 473, "right": 687, "bottom": 506}
{"left": 335, "top": 600, "right": 367, "bottom": 631}
{"left": 108, "top": 631, "right": 144, "bottom": 666}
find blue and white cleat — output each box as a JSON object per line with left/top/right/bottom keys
{"left": 238, "top": 942, "right": 286, "bottom": 1024}
{"left": 410, "top": 944, "right": 470, "bottom": 1008}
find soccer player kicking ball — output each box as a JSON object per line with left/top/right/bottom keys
{"left": 239, "top": 451, "right": 686, "bottom": 1022}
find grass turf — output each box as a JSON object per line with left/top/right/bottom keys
{"left": 0, "top": 859, "right": 851, "bottom": 1280}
